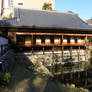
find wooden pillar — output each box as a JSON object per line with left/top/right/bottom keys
{"left": 85, "top": 37, "right": 88, "bottom": 87}
{"left": 32, "top": 47, "right": 34, "bottom": 55}
{"left": 70, "top": 46, "right": 73, "bottom": 83}
{"left": 61, "top": 35, "right": 64, "bottom": 80}
{"left": 53, "top": 46, "right": 54, "bottom": 54}
{"left": 43, "top": 47, "right": 44, "bottom": 55}
{"left": 85, "top": 35, "right": 88, "bottom": 45}
{"left": 62, "top": 35, "right": 64, "bottom": 62}
{"left": 78, "top": 46, "right": 80, "bottom": 84}
{"left": 85, "top": 35, "right": 88, "bottom": 61}
{"left": 70, "top": 46, "right": 72, "bottom": 59}
{"left": 52, "top": 46, "right": 55, "bottom": 74}
{"left": 32, "top": 35, "right": 34, "bottom": 54}
{"left": 20, "top": 47, "right": 22, "bottom": 56}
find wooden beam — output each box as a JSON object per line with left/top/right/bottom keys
{"left": 16, "top": 32, "right": 92, "bottom": 36}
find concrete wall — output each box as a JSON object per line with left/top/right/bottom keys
{"left": 0, "top": 36, "right": 8, "bottom": 44}
{"left": 13, "top": 0, "right": 55, "bottom": 10}
{"left": 2, "top": 0, "right": 55, "bottom": 17}
{"left": 0, "top": 36, "right": 8, "bottom": 54}
{"left": 0, "top": 50, "right": 15, "bottom": 73}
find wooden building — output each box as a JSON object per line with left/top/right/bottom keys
{"left": 1, "top": 9, "right": 92, "bottom": 62}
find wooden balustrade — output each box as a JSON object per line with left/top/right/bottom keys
{"left": 17, "top": 42, "right": 88, "bottom": 47}
{"left": 17, "top": 35, "right": 89, "bottom": 47}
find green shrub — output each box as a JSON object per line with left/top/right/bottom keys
{"left": 4, "top": 72, "right": 11, "bottom": 84}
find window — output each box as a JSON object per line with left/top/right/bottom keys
{"left": 45, "top": 39, "right": 50, "bottom": 45}
{"left": 8, "top": 0, "right": 13, "bottom": 7}
{"left": 25, "top": 37, "right": 31, "bottom": 46}
{"left": 18, "top": 3, "right": 23, "bottom": 5}
{"left": 36, "top": 39, "right": 41, "bottom": 45}
{"left": 63, "top": 39, "right": 67, "bottom": 43}
{"left": 78, "top": 39, "right": 82, "bottom": 43}
{"left": 54, "top": 38, "right": 60, "bottom": 45}
{"left": 70, "top": 39, "right": 75, "bottom": 44}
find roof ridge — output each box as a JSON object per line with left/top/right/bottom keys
{"left": 18, "top": 8, "right": 77, "bottom": 16}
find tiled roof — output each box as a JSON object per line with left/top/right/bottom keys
{"left": 3, "top": 9, "right": 92, "bottom": 29}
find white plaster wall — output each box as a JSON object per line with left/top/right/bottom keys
{"left": 2, "top": 0, "right": 55, "bottom": 17}
{"left": 3, "top": 0, "right": 9, "bottom": 8}
{"left": 13, "top": 0, "right": 55, "bottom": 10}
{"left": 0, "top": 36, "right": 8, "bottom": 53}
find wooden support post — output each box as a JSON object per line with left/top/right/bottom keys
{"left": 70, "top": 46, "right": 72, "bottom": 59}
{"left": 85, "top": 40, "right": 88, "bottom": 87}
{"left": 70, "top": 46, "right": 73, "bottom": 83}
{"left": 53, "top": 46, "right": 54, "bottom": 54}
{"left": 20, "top": 47, "right": 22, "bottom": 56}
{"left": 85, "top": 36, "right": 88, "bottom": 62}
{"left": 43, "top": 47, "right": 44, "bottom": 55}
{"left": 52, "top": 46, "right": 55, "bottom": 74}
{"left": 32, "top": 47, "right": 34, "bottom": 55}
{"left": 32, "top": 35, "right": 34, "bottom": 55}
{"left": 62, "top": 46, "right": 64, "bottom": 62}
{"left": 61, "top": 35, "right": 64, "bottom": 80}
{"left": 77, "top": 46, "right": 80, "bottom": 85}
{"left": 85, "top": 35, "right": 88, "bottom": 45}
{"left": 62, "top": 35, "right": 64, "bottom": 62}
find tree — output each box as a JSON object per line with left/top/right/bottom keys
{"left": 86, "top": 18, "right": 92, "bottom": 24}
{"left": 42, "top": 3, "right": 52, "bottom": 10}
{"left": 2, "top": 13, "right": 13, "bottom": 20}
{"left": 67, "top": 11, "right": 74, "bottom": 14}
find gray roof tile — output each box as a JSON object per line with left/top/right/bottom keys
{"left": 6, "top": 9, "right": 92, "bottom": 29}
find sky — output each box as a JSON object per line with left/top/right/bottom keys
{"left": 55, "top": 0, "right": 92, "bottom": 21}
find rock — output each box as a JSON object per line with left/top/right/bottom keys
{"left": 79, "top": 87, "right": 84, "bottom": 90}
{"left": 71, "top": 84, "right": 75, "bottom": 88}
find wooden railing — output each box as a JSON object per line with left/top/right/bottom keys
{"left": 17, "top": 42, "right": 88, "bottom": 47}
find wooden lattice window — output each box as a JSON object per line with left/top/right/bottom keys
{"left": 45, "top": 39, "right": 50, "bottom": 45}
